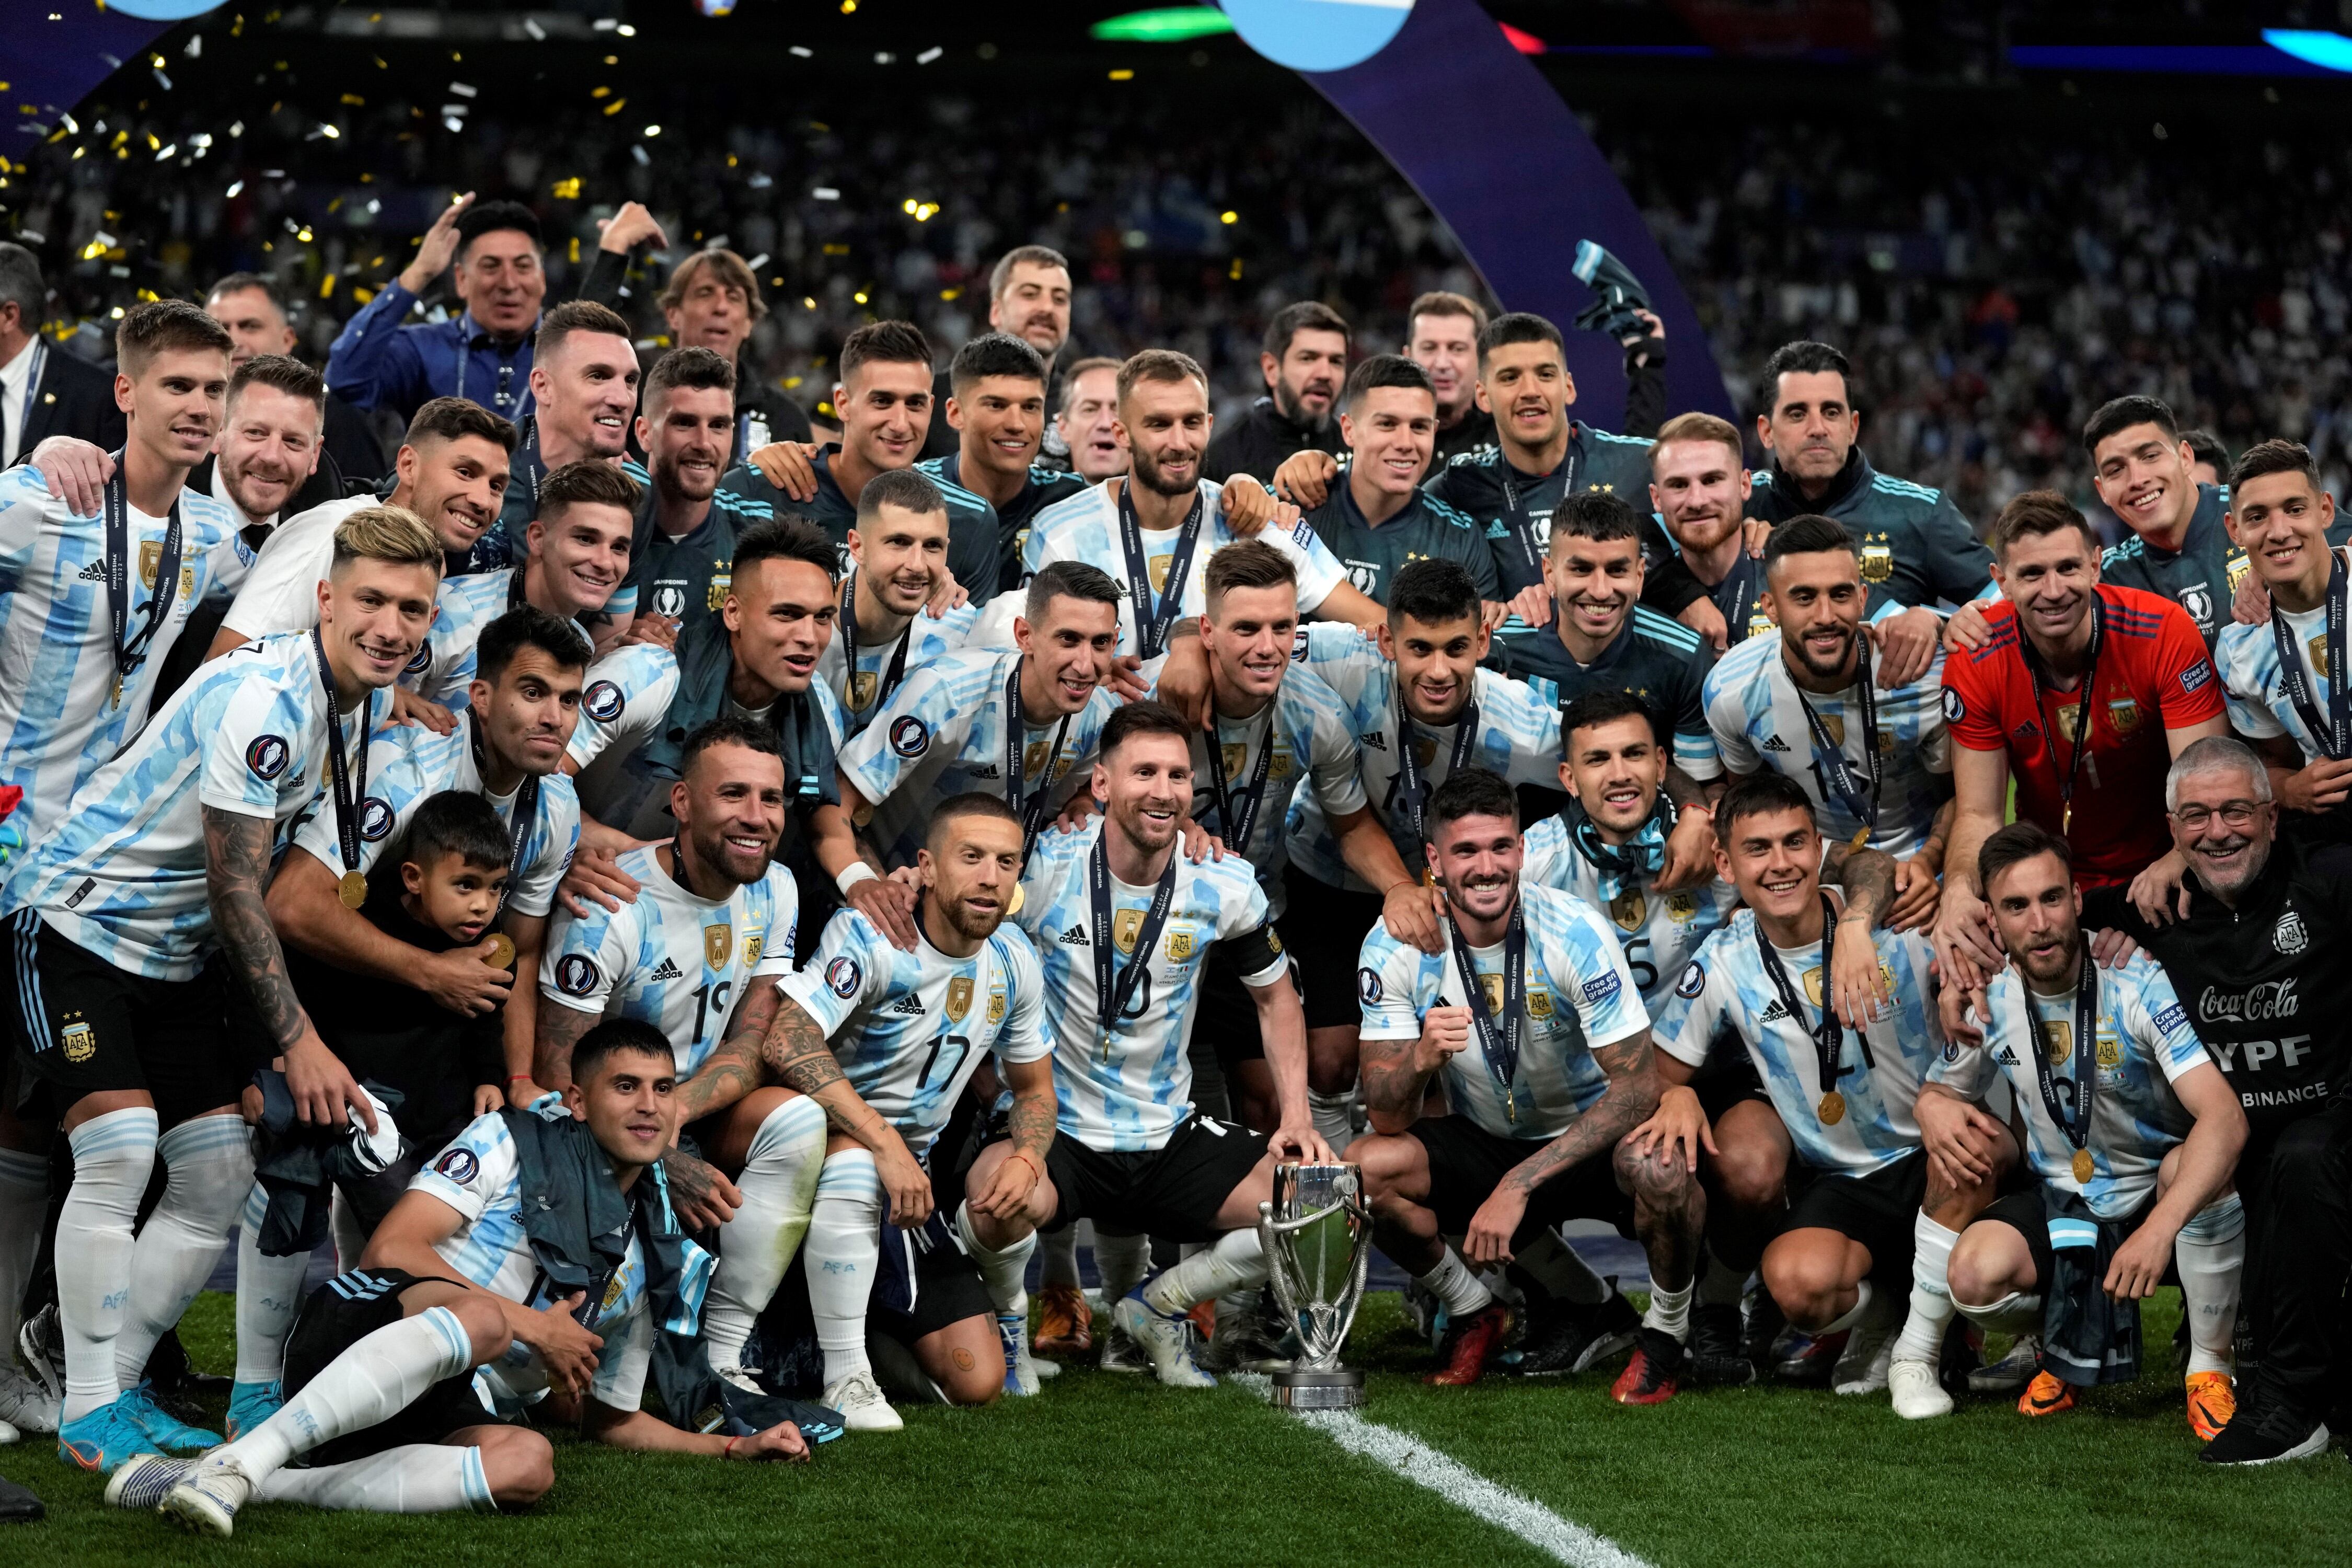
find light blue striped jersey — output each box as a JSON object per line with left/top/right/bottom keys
{"left": 1285, "top": 621, "right": 1563, "bottom": 891}
{"left": 2215, "top": 563, "right": 2347, "bottom": 764}
{"left": 4, "top": 632, "right": 362, "bottom": 979}
{"left": 1519, "top": 813, "right": 1738, "bottom": 1012}
{"left": 403, "top": 568, "right": 523, "bottom": 707}
{"left": 539, "top": 843, "right": 798, "bottom": 1079}
{"left": 780, "top": 907, "right": 1052, "bottom": 1154}
{"left": 813, "top": 595, "right": 980, "bottom": 741}
{"left": 837, "top": 644, "right": 1115, "bottom": 870}
{"left": 1929, "top": 952, "right": 2213, "bottom": 1220}
{"left": 0, "top": 463, "right": 239, "bottom": 838}
{"left": 1654, "top": 913, "right": 1943, "bottom": 1175}
{"left": 289, "top": 708, "right": 582, "bottom": 919}
{"left": 563, "top": 643, "right": 682, "bottom": 772}
{"left": 1702, "top": 630, "right": 1952, "bottom": 858}
{"left": 1016, "top": 816, "right": 1285, "bottom": 1152}
{"left": 217, "top": 493, "right": 376, "bottom": 641}
{"left": 1356, "top": 882, "right": 1650, "bottom": 1140}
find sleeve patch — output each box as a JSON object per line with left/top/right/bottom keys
{"left": 1675, "top": 961, "right": 1707, "bottom": 1000}
{"left": 1941, "top": 687, "right": 1965, "bottom": 724}
{"left": 1582, "top": 971, "right": 1623, "bottom": 1006}
{"left": 431, "top": 1147, "right": 478, "bottom": 1184}
{"left": 1357, "top": 965, "right": 1382, "bottom": 1005}
{"left": 2180, "top": 660, "right": 2212, "bottom": 694}
{"left": 889, "top": 714, "right": 930, "bottom": 758}
{"left": 2152, "top": 1001, "right": 2187, "bottom": 1035}
{"left": 583, "top": 680, "right": 626, "bottom": 723}
{"left": 555, "top": 953, "right": 602, "bottom": 997}
{"left": 360, "top": 795, "right": 395, "bottom": 841}
{"left": 825, "top": 956, "right": 862, "bottom": 997}
{"left": 246, "top": 734, "right": 291, "bottom": 779}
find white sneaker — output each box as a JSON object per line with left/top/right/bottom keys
{"left": 0, "top": 1352, "right": 55, "bottom": 1434}
{"left": 1032, "top": 1354, "right": 1062, "bottom": 1380}
{"left": 106, "top": 1452, "right": 197, "bottom": 1509}
{"left": 1098, "top": 1324, "right": 1147, "bottom": 1374}
{"left": 1969, "top": 1335, "right": 2040, "bottom": 1393}
{"left": 1832, "top": 1295, "right": 1900, "bottom": 1396}
{"left": 160, "top": 1455, "right": 253, "bottom": 1538}
{"left": 1112, "top": 1289, "right": 1216, "bottom": 1390}
{"left": 1888, "top": 1357, "right": 1953, "bottom": 1419}
{"left": 997, "top": 1313, "right": 1042, "bottom": 1397}
{"left": 822, "top": 1371, "right": 903, "bottom": 1433}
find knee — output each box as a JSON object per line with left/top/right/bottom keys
{"left": 1350, "top": 1133, "right": 1416, "bottom": 1203}
{"left": 1710, "top": 1143, "right": 1784, "bottom": 1212}
{"left": 1762, "top": 1245, "right": 1850, "bottom": 1324}
{"left": 483, "top": 1430, "right": 555, "bottom": 1507}
{"left": 449, "top": 1296, "right": 511, "bottom": 1364}
{"left": 941, "top": 1342, "right": 1001, "bottom": 1407}
{"left": 1613, "top": 1140, "right": 1697, "bottom": 1207}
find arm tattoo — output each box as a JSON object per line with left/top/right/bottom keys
{"left": 203, "top": 805, "right": 308, "bottom": 1056}
{"left": 759, "top": 996, "right": 848, "bottom": 1101}
{"left": 1504, "top": 1031, "right": 1662, "bottom": 1198}
{"left": 1917, "top": 799, "right": 1955, "bottom": 872}
{"left": 1832, "top": 848, "right": 1898, "bottom": 929}
{"left": 1004, "top": 1064, "right": 1056, "bottom": 1164}
{"left": 1358, "top": 1033, "right": 1431, "bottom": 1123}
{"left": 1662, "top": 765, "right": 1704, "bottom": 809}
{"left": 676, "top": 985, "right": 782, "bottom": 1124}
{"left": 533, "top": 1002, "right": 603, "bottom": 1091}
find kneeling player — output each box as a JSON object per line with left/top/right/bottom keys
{"left": 1927, "top": 823, "right": 2246, "bottom": 1436}
{"left": 765, "top": 794, "right": 1055, "bottom": 1428}
{"left": 1352, "top": 768, "right": 1701, "bottom": 1398}
{"left": 106, "top": 1021, "right": 808, "bottom": 1536}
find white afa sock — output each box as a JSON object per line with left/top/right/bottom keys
{"left": 1644, "top": 1282, "right": 1694, "bottom": 1343}
{"left": 1094, "top": 1230, "right": 1151, "bottom": 1306}
{"left": 956, "top": 1200, "right": 1040, "bottom": 1318}
{"left": 0, "top": 1144, "right": 47, "bottom": 1350}
{"left": 698, "top": 1097, "right": 825, "bottom": 1373}
{"left": 115, "top": 1113, "right": 253, "bottom": 1391}
{"left": 255, "top": 1443, "right": 494, "bottom": 1514}
{"left": 1953, "top": 1290, "right": 2043, "bottom": 1336}
{"left": 223, "top": 1305, "right": 477, "bottom": 1483}
{"left": 1818, "top": 1278, "right": 1875, "bottom": 1336}
{"left": 2175, "top": 1194, "right": 2245, "bottom": 1377}
{"left": 57, "top": 1106, "right": 158, "bottom": 1421}
{"left": 1306, "top": 1089, "right": 1356, "bottom": 1156}
{"left": 1144, "top": 1228, "right": 1266, "bottom": 1317}
{"left": 1414, "top": 1248, "right": 1495, "bottom": 1318}
{"left": 1039, "top": 1223, "right": 1083, "bottom": 1290}
{"left": 1890, "top": 1212, "right": 1961, "bottom": 1364}
{"left": 1514, "top": 1228, "right": 1610, "bottom": 1307}
{"left": 1697, "top": 1247, "right": 1750, "bottom": 1307}
{"left": 803, "top": 1151, "right": 883, "bottom": 1386}
{"left": 234, "top": 1180, "right": 310, "bottom": 1387}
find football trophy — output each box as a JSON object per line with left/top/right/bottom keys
{"left": 1259, "top": 1160, "right": 1372, "bottom": 1409}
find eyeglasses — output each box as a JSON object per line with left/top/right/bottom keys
{"left": 2170, "top": 801, "right": 2264, "bottom": 831}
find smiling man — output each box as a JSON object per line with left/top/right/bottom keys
{"left": 921, "top": 245, "right": 1075, "bottom": 463}
{"left": 2089, "top": 396, "right": 2257, "bottom": 648}
{"left": 327, "top": 197, "right": 547, "bottom": 427}
{"left": 1298, "top": 354, "right": 1497, "bottom": 609}
{"left": 921, "top": 333, "right": 1087, "bottom": 593}
{"left": 205, "top": 272, "right": 384, "bottom": 482}
{"left": 475, "top": 302, "right": 648, "bottom": 586}
{"left": 813, "top": 469, "right": 972, "bottom": 742}
{"left": 1405, "top": 292, "right": 1496, "bottom": 466}
{"left": 627, "top": 347, "right": 770, "bottom": 681}
{"left": 1649, "top": 413, "right": 1767, "bottom": 649}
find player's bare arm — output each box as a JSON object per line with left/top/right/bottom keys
{"left": 760, "top": 991, "right": 931, "bottom": 1221}
{"left": 1468, "top": 1030, "right": 1662, "bottom": 1265}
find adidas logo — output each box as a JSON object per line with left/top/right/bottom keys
{"left": 887, "top": 994, "right": 927, "bottom": 1016}
{"left": 1993, "top": 1047, "right": 2020, "bottom": 1066}
{"left": 1759, "top": 1000, "right": 1791, "bottom": 1023}
{"left": 1760, "top": 735, "right": 1791, "bottom": 754}
{"left": 650, "top": 957, "right": 684, "bottom": 981}
{"left": 1060, "top": 926, "right": 1090, "bottom": 946}
{"left": 78, "top": 559, "right": 106, "bottom": 582}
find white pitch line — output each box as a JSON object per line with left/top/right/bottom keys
{"left": 1235, "top": 1376, "right": 1657, "bottom": 1568}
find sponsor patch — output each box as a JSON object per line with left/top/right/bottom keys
{"left": 360, "top": 795, "right": 395, "bottom": 841}
{"left": 2180, "top": 659, "right": 2213, "bottom": 695}
{"left": 583, "top": 680, "right": 625, "bottom": 723}
{"left": 826, "top": 956, "right": 862, "bottom": 998}
{"left": 555, "top": 954, "right": 601, "bottom": 997}
{"left": 1675, "top": 961, "right": 1706, "bottom": 999}
{"left": 1581, "top": 971, "right": 1622, "bottom": 1006}
{"left": 890, "top": 715, "right": 930, "bottom": 758}
{"left": 247, "top": 733, "right": 291, "bottom": 780}
{"left": 431, "top": 1147, "right": 479, "bottom": 1184}
{"left": 1357, "top": 966, "right": 1382, "bottom": 1005}
{"left": 2152, "top": 1002, "right": 2187, "bottom": 1036}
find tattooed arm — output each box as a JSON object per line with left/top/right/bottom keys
{"left": 532, "top": 996, "right": 605, "bottom": 1093}
{"left": 760, "top": 991, "right": 935, "bottom": 1224}
{"left": 1825, "top": 847, "right": 1900, "bottom": 1029}
{"left": 1462, "top": 1030, "right": 1662, "bottom": 1266}
{"left": 671, "top": 979, "right": 785, "bottom": 1126}
{"left": 967, "top": 1054, "right": 1057, "bottom": 1219}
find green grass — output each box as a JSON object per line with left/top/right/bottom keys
{"left": 4, "top": 1288, "right": 2345, "bottom": 1567}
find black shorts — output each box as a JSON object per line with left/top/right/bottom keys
{"left": 1407, "top": 1113, "right": 1635, "bottom": 1239}
{"left": 1978, "top": 1187, "right": 2164, "bottom": 1296}
{"left": 1691, "top": 1046, "right": 1770, "bottom": 1122}
{"left": 869, "top": 1224, "right": 994, "bottom": 1344}
{"left": 5, "top": 912, "right": 245, "bottom": 1128}
{"left": 1783, "top": 1151, "right": 1930, "bottom": 1279}
{"left": 282, "top": 1267, "right": 505, "bottom": 1465}
{"left": 1033, "top": 1113, "right": 1268, "bottom": 1243}
{"left": 1277, "top": 866, "right": 1385, "bottom": 1031}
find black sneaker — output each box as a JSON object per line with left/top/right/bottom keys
{"left": 1510, "top": 1292, "right": 1640, "bottom": 1377}
{"left": 1742, "top": 1288, "right": 1786, "bottom": 1367}
{"left": 1688, "top": 1302, "right": 1756, "bottom": 1386}
{"left": 2200, "top": 1383, "right": 2331, "bottom": 1466}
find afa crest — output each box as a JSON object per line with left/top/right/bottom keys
{"left": 60, "top": 1017, "right": 95, "bottom": 1064}
{"left": 2107, "top": 697, "right": 2143, "bottom": 735}
{"left": 1666, "top": 891, "right": 1699, "bottom": 924}
{"left": 1164, "top": 929, "right": 1196, "bottom": 963}
{"left": 707, "top": 571, "right": 732, "bottom": 612}
{"left": 704, "top": 924, "right": 732, "bottom": 970}
{"left": 742, "top": 933, "right": 764, "bottom": 968}
{"left": 2095, "top": 1030, "right": 2122, "bottom": 1070}
{"left": 1859, "top": 537, "right": 1895, "bottom": 584}
{"left": 1527, "top": 989, "right": 1554, "bottom": 1020}
{"left": 987, "top": 986, "right": 1007, "bottom": 1025}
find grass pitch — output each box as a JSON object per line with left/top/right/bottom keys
{"left": 3, "top": 1288, "right": 2344, "bottom": 1567}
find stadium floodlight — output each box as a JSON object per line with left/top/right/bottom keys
{"left": 1090, "top": 7, "right": 1237, "bottom": 44}
{"left": 2263, "top": 29, "right": 2352, "bottom": 72}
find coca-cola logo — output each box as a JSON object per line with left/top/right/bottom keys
{"left": 2198, "top": 978, "right": 2300, "bottom": 1024}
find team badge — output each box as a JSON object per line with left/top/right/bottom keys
{"left": 1357, "top": 966, "right": 1382, "bottom": 1005}
{"left": 1269, "top": 746, "right": 1293, "bottom": 780}
{"left": 59, "top": 1017, "right": 95, "bottom": 1064}
{"left": 2095, "top": 1030, "right": 2122, "bottom": 1069}
{"left": 1666, "top": 891, "right": 1699, "bottom": 924}
{"left": 2178, "top": 584, "right": 2214, "bottom": 631}
{"left": 707, "top": 572, "right": 731, "bottom": 612}
{"left": 2275, "top": 909, "right": 2309, "bottom": 956}
{"left": 1147, "top": 552, "right": 1175, "bottom": 592}
{"left": 247, "top": 734, "right": 291, "bottom": 780}
{"left": 946, "top": 976, "right": 974, "bottom": 1021}
{"left": 2107, "top": 697, "right": 2143, "bottom": 734}
{"left": 851, "top": 672, "right": 879, "bottom": 710}
{"left": 891, "top": 716, "right": 930, "bottom": 758}
{"left": 1859, "top": 538, "right": 1894, "bottom": 583}
{"left": 404, "top": 640, "right": 433, "bottom": 676}
{"left": 431, "top": 1147, "right": 478, "bottom": 1184}
{"left": 1818, "top": 712, "right": 1846, "bottom": 747}
{"left": 2227, "top": 552, "right": 2252, "bottom": 593}
{"left": 138, "top": 538, "right": 163, "bottom": 587}
{"left": 826, "top": 957, "right": 862, "bottom": 997}
{"left": 1221, "top": 743, "right": 1247, "bottom": 778}
{"left": 1165, "top": 929, "right": 1196, "bottom": 962}
{"left": 602, "top": 1274, "right": 626, "bottom": 1312}
{"left": 1675, "top": 961, "right": 1707, "bottom": 999}
{"left": 555, "top": 954, "right": 601, "bottom": 997}
{"left": 1413, "top": 735, "right": 1438, "bottom": 768}
{"left": 704, "top": 924, "right": 732, "bottom": 969}
{"left": 742, "top": 933, "right": 764, "bottom": 968}
{"left": 1266, "top": 928, "right": 1283, "bottom": 955}
{"left": 1747, "top": 612, "right": 1777, "bottom": 640}
{"left": 1608, "top": 889, "right": 1646, "bottom": 931}
{"left": 360, "top": 796, "right": 394, "bottom": 841}
{"left": 583, "top": 681, "right": 625, "bottom": 724}
{"left": 987, "top": 986, "right": 1007, "bottom": 1024}
{"left": 1802, "top": 965, "right": 1826, "bottom": 1007}
{"left": 2044, "top": 1020, "right": 2072, "bottom": 1065}
{"left": 1942, "top": 687, "right": 1965, "bottom": 724}
{"left": 2054, "top": 702, "right": 2085, "bottom": 743}
{"left": 1527, "top": 989, "right": 1554, "bottom": 1020}
{"left": 1114, "top": 908, "right": 1144, "bottom": 955}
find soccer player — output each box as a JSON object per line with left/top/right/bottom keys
{"left": 327, "top": 194, "right": 546, "bottom": 425}
{"left": 1202, "top": 301, "right": 1350, "bottom": 484}
{"left": 1704, "top": 515, "right": 1952, "bottom": 926}
{"left": 1352, "top": 767, "right": 1697, "bottom": 1397}
{"left": 477, "top": 299, "right": 647, "bottom": 576}
{"left": 536, "top": 717, "right": 823, "bottom": 1391}
{"left": 1927, "top": 823, "right": 2246, "bottom": 1430}
{"left": 813, "top": 469, "right": 974, "bottom": 741}
{"left": 955, "top": 702, "right": 1333, "bottom": 1390}
{"left": 186, "top": 354, "right": 335, "bottom": 584}
{"left": 630, "top": 345, "right": 772, "bottom": 681}
{"left": 768, "top": 793, "right": 1055, "bottom": 1427}
{"left": 920, "top": 333, "right": 1088, "bottom": 591}
{"left": 2083, "top": 396, "right": 2252, "bottom": 646}
{"left": 205, "top": 271, "right": 384, "bottom": 481}
{"left": 836, "top": 561, "right": 1120, "bottom": 879}
{"left": 1297, "top": 355, "right": 1498, "bottom": 608}
{"left": 1644, "top": 774, "right": 1986, "bottom": 1410}
{"left": 919, "top": 245, "right": 1075, "bottom": 462}
{"left": 1053, "top": 356, "right": 1127, "bottom": 483}
{"left": 1933, "top": 491, "right": 2226, "bottom": 1010}
{"left": 1649, "top": 412, "right": 1769, "bottom": 649}
{"left": 5, "top": 505, "right": 441, "bottom": 1472}
{"left": 1405, "top": 291, "right": 1495, "bottom": 465}
{"left": 105, "top": 1020, "right": 809, "bottom": 1535}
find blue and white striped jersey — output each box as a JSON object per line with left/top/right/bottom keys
{"left": 538, "top": 844, "right": 797, "bottom": 1080}
{"left": 1285, "top": 622, "right": 1562, "bottom": 891}
{"left": 563, "top": 643, "right": 682, "bottom": 773}
{"left": 288, "top": 709, "right": 582, "bottom": 919}
{"left": 813, "top": 598, "right": 980, "bottom": 741}
{"left": 403, "top": 568, "right": 521, "bottom": 707}
{"left": 1519, "top": 813, "right": 1738, "bottom": 1013}
{"left": 217, "top": 493, "right": 375, "bottom": 641}
{"left": 4, "top": 632, "right": 361, "bottom": 980}
{"left": 780, "top": 907, "right": 1052, "bottom": 1154}
{"left": 0, "top": 463, "right": 240, "bottom": 838}
{"left": 838, "top": 645, "right": 1115, "bottom": 870}
{"left": 1654, "top": 914, "right": 1943, "bottom": 1176}
{"left": 1356, "top": 882, "right": 1650, "bottom": 1140}
{"left": 1702, "top": 631, "right": 1952, "bottom": 859}
{"left": 1017, "top": 816, "right": 1286, "bottom": 1152}
{"left": 2216, "top": 565, "right": 2347, "bottom": 765}
{"left": 1930, "top": 952, "right": 2213, "bottom": 1220}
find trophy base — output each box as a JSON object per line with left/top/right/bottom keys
{"left": 1270, "top": 1367, "right": 1366, "bottom": 1411}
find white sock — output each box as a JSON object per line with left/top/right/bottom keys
{"left": 0, "top": 1144, "right": 46, "bottom": 1350}
{"left": 1644, "top": 1282, "right": 1694, "bottom": 1343}
{"left": 234, "top": 1181, "right": 310, "bottom": 1387}
{"left": 1039, "top": 1223, "right": 1082, "bottom": 1290}
{"left": 58, "top": 1106, "right": 158, "bottom": 1421}
{"left": 1514, "top": 1229, "right": 1610, "bottom": 1307}
{"left": 1143, "top": 1228, "right": 1266, "bottom": 1316}
{"left": 1414, "top": 1247, "right": 1495, "bottom": 1318}
{"left": 255, "top": 1443, "right": 494, "bottom": 1513}
{"left": 955, "top": 1200, "right": 1039, "bottom": 1318}
{"left": 114, "top": 1114, "right": 252, "bottom": 1390}
{"left": 1094, "top": 1230, "right": 1151, "bottom": 1306}
{"left": 803, "top": 1151, "right": 883, "bottom": 1386}
{"left": 1889, "top": 1212, "right": 1961, "bottom": 1364}
{"left": 698, "top": 1097, "right": 825, "bottom": 1372}
{"left": 1954, "top": 1290, "right": 2043, "bottom": 1336}
{"left": 1818, "top": 1278, "right": 1874, "bottom": 1336}
{"left": 1307, "top": 1089, "right": 1356, "bottom": 1156}
{"left": 222, "top": 1305, "right": 477, "bottom": 1482}
{"left": 1697, "top": 1247, "right": 1749, "bottom": 1307}
{"left": 2175, "top": 1193, "right": 2245, "bottom": 1377}
{"left": 329, "top": 1185, "right": 367, "bottom": 1273}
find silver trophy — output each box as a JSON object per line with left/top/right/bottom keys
{"left": 1259, "top": 1160, "right": 1372, "bottom": 1410}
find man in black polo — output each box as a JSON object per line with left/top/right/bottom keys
{"left": 1203, "top": 301, "right": 1352, "bottom": 485}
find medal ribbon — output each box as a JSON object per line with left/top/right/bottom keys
{"left": 1446, "top": 898, "right": 1527, "bottom": 1120}
{"left": 1754, "top": 892, "right": 1846, "bottom": 1116}
{"left": 1087, "top": 831, "right": 1178, "bottom": 1056}
{"left": 1202, "top": 706, "right": 1278, "bottom": 857}
{"left": 470, "top": 712, "right": 539, "bottom": 918}
{"left": 2026, "top": 946, "right": 2101, "bottom": 1175}
{"left": 1498, "top": 445, "right": 1576, "bottom": 579}
{"left": 100, "top": 455, "right": 186, "bottom": 706}
{"left": 839, "top": 571, "right": 914, "bottom": 716}
{"left": 1791, "top": 632, "right": 1881, "bottom": 835}
{"left": 1005, "top": 658, "right": 1075, "bottom": 863}
{"left": 2269, "top": 549, "right": 2349, "bottom": 761}
{"left": 1393, "top": 686, "right": 1480, "bottom": 867}
{"left": 1115, "top": 479, "right": 1205, "bottom": 660}
{"left": 2017, "top": 593, "right": 2105, "bottom": 833}
{"left": 310, "top": 628, "right": 375, "bottom": 883}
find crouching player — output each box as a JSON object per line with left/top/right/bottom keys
{"left": 1350, "top": 768, "right": 1703, "bottom": 1399}
{"left": 106, "top": 1021, "right": 809, "bottom": 1536}
{"left": 1927, "top": 823, "right": 2247, "bottom": 1435}
{"left": 766, "top": 793, "right": 1056, "bottom": 1429}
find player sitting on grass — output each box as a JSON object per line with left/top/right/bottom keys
{"left": 105, "top": 1019, "right": 810, "bottom": 1536}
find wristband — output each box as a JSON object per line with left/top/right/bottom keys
{"left": 723, "top": 1435, "right": 741, "bottom": 1461}
{"left": 1006, "top": 1150, "right": 1042, "bottom": 1182}
{"left": 505, "top": 1074, "right": 535, "bottom": 1085}
{"left": 836, "top": 862, "right": 880, "bottom": 895}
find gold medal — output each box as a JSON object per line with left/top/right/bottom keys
{"left": 484, "top": 932, "right": 515, "bottom": 970}
{"left": 1505, "top": 1086, "right": 1517, "bottom": 1124}
{"left": 337, "top": 870, "right": 368, "bottom": 909}
{"left": 109, "top": 675, "right": 123, "bottom": 710}
{"left": 2071, "top": 1147, "right": 2094, "bottom": 1184}
{"left": 1847, "top": 825, "right": 1870, "bottom": 854}
{"left": 1818, "top": 1091, "right": 1847, "bottom": 1125}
